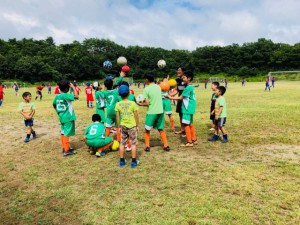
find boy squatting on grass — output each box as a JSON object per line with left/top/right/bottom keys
{"left": 167, "top": 70, "right": 198, "bottom": 147}
{"left": 18, "top": 92, "right": 37, "bottom": 142}
{"left": 208, "top": 86, "right": 228, "bottom": 143}
{"left": 115, "top": 85, "right": 139, "bottom": 168}
{"left": 84, "top": 114, "right": 114, "bottom": 158}
{"left": 53, "top": 80, "right": 79, "bottom": 156}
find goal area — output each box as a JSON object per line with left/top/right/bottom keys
{"left": 268, "top": 71, "right": 300, "bottom": 80}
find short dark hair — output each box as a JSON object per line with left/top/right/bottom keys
{"left": 217, "top": 86, "right": 226, "bottom": 95}
{"left": 58, "top": 80, "right": 70, "bottom": 92}
{"left": 22, "top": 92, "right": 31, "bottom": 98}
{"left": 104, "top": 79, "right": 113, "bottom": 90}
{"left": 92, "top": 114, "right": 101, "bottom": 122}
{"left": 144, "top": 72, "right": 155, "bottom": 82}
{"left": 212, "top": 81, "right": 219, "bottom": 86}
{"left": 184, "top": 70, "right": 194, "bottom": 81}
{"left": 177, "top": 66, "right": 186, "bottom": 72}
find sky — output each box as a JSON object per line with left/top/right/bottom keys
{"left": 0, "top": 0, "right": 300, "bottom": 50}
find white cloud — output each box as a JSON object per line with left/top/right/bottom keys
{"left": 3, "top": 12, "right": 40, "bottom": 28}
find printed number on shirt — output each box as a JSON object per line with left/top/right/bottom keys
{"left": 56, "top": 100, "right": 66, "bottom": 111}
{"left": 89, "top": 125, "right": 98, "bottom": 135}
{"left": 107, "top": 95, "right": 114, "bottom": 107}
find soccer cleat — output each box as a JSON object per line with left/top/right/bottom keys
{"left": 32, "top": 133, "right": 37, "bottom": 139}
{"left": 95, "top": 151, "right": 106, "bottom": 157}
{"left": 119, "top": 159, "right": 127, "bottom": 168}
{"left": 222, "top": 139, "right": 228, "bottom": 143}
{"left": 144, "top": 147, "right": 150, "bottom": 152}
{"left": 63, "top": 149, "right": 77, "bottom": 156}
{"left": 24, "top": 137, "right": 30, "bottom": 142}
{"left": 131, "top": 160, "right": 139, "bottom": 169}
{"left": 163, "top": 146, "right": 170, "bottom": 151}
{"left": 180, "top": 142, "right": 193, "bottom": 147}
{"left": 208, "top": 134, "right": 219, "bottom": 142}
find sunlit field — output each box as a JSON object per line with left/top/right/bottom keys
{"left": 0, "top": 81, "right": 299, "bottom": 225}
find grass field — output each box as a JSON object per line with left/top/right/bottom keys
{"left": 0, "top": 81, "right": 299, "bottom": 225}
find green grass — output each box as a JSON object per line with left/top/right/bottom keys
{"left": 0, "top": 81, "right": 299, "bottom": 224}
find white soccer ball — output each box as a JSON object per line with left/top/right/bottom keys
{"left": 92, "top": 82, "right": 98, "bottom": 89}
{"left": 117, "top": 56, "right": 127, "bottom": 66}
{"left": 136, "top": 94, "right": 145, "bottom": 103}
{"left": 157, "top": 59, "right": 166, "bottom": 69}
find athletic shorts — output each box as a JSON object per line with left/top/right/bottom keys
{"left": 210, "top": 113, "right": 215, "bottom": 121}
{"left": 96, "top": 108, "right": 106, "bottom": 123}
{"left": 24, "top": 119, "right": 34, "bottom": 127}
{"left": 86, "top": 137, "right": 113, "bottom": 148}
{"left": 163, "top": 99, "right": 172, "bottom": 115}
{"left": 60, "top": 120, "right": 75, "bottom": 137}
{"left": 176, "top": 100, "right": 183, "bottom": 114}
{"left": 145, "top": 113, "right": 164, "bottom": 131}
{"left": 36, "top": 91, "right": 42, "bottom": 95}
{"left": 215, "top": 117, "right": 226, "bottom": 127}
{"left": 182, "top": 114, "right": 193, "bottom": 125}
{"left": 106, "top": 117, "right": 118, "bottom": 128}
{"left": 120, "top": 126, "right": 138, "bottom": 146}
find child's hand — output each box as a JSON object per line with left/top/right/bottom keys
{"left": 70, "top": 83, "right": 75, "bottom": 88}
{"left": 120, "top": 71, "right": 126, "bottom": 77}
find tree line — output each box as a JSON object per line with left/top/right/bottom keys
{"left": 0, "top": 37, "right": 299, "bottom": 83}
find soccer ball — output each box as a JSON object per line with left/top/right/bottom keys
{"left": 92, "top": 82, "right": 98, "bottom": 89}
{"left": 111, "top": 140, "right": 120, "bottom": 151}
{"left": 117, "top": 56, "right": 127, "bottom": 66}
{"left": 157, "top": 60, "right": 166, "bottom": 69}
{"left": 103, "top": 60, "right": 112, "bottom": 69}
{"left": 168, "top": 79, "right": 177, "bottom": 87}
{"left": 159, "top": 81, "right": 170, "bottom": 92}
{"left": 136, "top": 94, "right": 145, "bottom": 103}
{"left": 121, "top": 65, "right": 130, "bottom": 73}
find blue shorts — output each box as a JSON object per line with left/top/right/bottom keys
{"left": 24, "top": 119, "right": 34, "bottom": 127}
{"left": 215, "top": 117, "right": 226, "bottom": 127}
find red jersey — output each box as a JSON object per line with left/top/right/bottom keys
{"left": 0, "top": 85, "right": 3, "bottom": 99}
{"left": 54, "top": 86, "right": 61, "bottom": 94}
{"left": 85, "top": 86, "right": 94, "bottom": 101}
{"left": 36, "top": 86, "right": 44, "bottom": 91}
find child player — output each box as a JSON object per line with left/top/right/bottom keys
{"left": 84, "top": 114, "right": 113, "bottom": 157}
{"left": 0, "top": 82, "right": 4, "bottom": 107}
{"left": 18, "top": 92, "right": 37, "bottom": 142}
{"left": 53, "top": 80, "right": 79, "bottom": 156}
{"left": 138, "top": 72, "right": 170, "bottom": 152}
{"left": 167, "top": 70, "right": 197, "bottom": 147}
{"left": 85, "top": 82, "right": 94, "bottom": 108}
{"left": 161, "top": 76, "right": 175, "bottom": 131}
{"left": 209, "top": 82, "right": 219, "bottom": 131}
{"left": 115, "top": 85, "right": 139, "bottom": 168}
{"left": 35, "top": 84, "right": 45, "bottom": 100}
{"left": 208, "top": 86, "right": 228, "bottom": 143}
{"left": 94, "top": 82, "right": 106, "bottom": 123}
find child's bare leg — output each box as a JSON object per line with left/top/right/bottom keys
{"left": 220, "top": 127, "right": 226, "bottom": 135}
{"left": 131, "top": 144, "right": 137, "bottom": 159}
{"left": 119, "top": 144, "right": 125, "bottom": 159}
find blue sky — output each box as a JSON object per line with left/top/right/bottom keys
{"left": 0, "top": 0, "right": 300, "bottom": 50}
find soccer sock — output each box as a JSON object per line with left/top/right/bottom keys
{"left": 90, "top": 102, "right": 93, "bottom": 108}
{"left": 60, "top": 135, "right": 64, "bottom": 148}
{"left": 26, "top": 134, "right": 30, "bottom": 139}
{"left": 87, "top": 102, "right": 89, "bottom": 107}
{"left": 170, "top": 116, "right": 175, "bottom": 129}
{"left": 63, "top": 136, "right": 70, "bottom": 152}
{"left": 35, "top": 96, "right": 38, "bottom": 100}
{"left": 184, "top": 126, "right": 192, "bottom": 143}
{"left": 144, "top": 132, "right": 150, "bottom": 147}
{"left": 132, "top": 158, "right": 137, "bottom": 163}
{"left": 97, "top": 142, "right": 113, "bottom": 152}
{"left": 105, "top": 128, "right": 111, "bottom": 137}
{"left": 0, "top": 100, "right": 2, "bottom": 106}
{"left": 116, "top": 128, "right": 121, "bottom": 142}
{"left": 120, "top": 158, "right": 125, "bottom": 162}
{"left": 223, "top": 134, "right": 228, "bottom": 140}
{"left": 190, "top": 124, "right": 196, "bottom": 141}
{"left": 159, "top": 130, "right": 169, "bottom": 147}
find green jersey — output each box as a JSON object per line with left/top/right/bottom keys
{"left": 115, "top": 100, "right": 138, "bottom": 128}
{"left": 18, "top": 102, "right": 36, "bottom": 117}
{"left": 181, "top": 84, "right": 196, "bottom": 114}
{"left": 95, "top": 91, "right": 105, "bottom": 109}
{"left": 102, "top": 89, "right": 120, "bottom": 118}
{"left": 216, "top": 96, "right": 227, "bottom": 118}
{"left": 143, "top": 83, "right": 163, "bottom": 114}
{"left": 53, "top": 93, "right": 76, "bottom": 123}
{"left": 117, "top": 93, "right": 136, "bottom": 102}
{"left": 84, "top": 122, "right": 106, "bottom": 140}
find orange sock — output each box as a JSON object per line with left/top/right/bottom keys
{"left": 116, "top": 128, "right": 121, "bottom": 142}
{"left": 170, "top": 116, "right": 175, "bottom": 129}
{"left": 144, "top": 132, "right": 150, "bottom": 147}
{"left": 184, "top": 126, "right": 192, "bottom": 143}
{"left": 63, "top": 136, "right": 70, "bottom": 152}
{"left": 105, "top": 128, "right": 110, "bottom": 137}
{"left": 60, "top": 135, "right": 64, "bottom": 148}
{"left": 97, "top": 142, "right": 113, "bottom": 152}
{"left": 190, "top": 124, "right": 197, "bottom": 141}
{"left": 159, "top": 130, "right": 169, "bottom": 147}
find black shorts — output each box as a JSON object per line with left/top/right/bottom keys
{"left": 214, "top": 117, "right": 226, "bottom": 127}
{"left": 176, "top": 100, "right": 182, "bottom": 113}
{"left": 36, "top": 91, "right": 42, "bottom": 95}
{"left": 24, "top": 119, "right": 34, "bottom": 127}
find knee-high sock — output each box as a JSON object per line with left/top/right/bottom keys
{"left": 190, "top": 124, "right": 196, "bottom": 141}
{"left": 63, "top": 136, "right": 70, "bottom": 152}
{"left": 144, "top": 132, "right": 150, "bottom": 147}
{"left": 97, "top": 142, "right": 113, "bottom": 152}
{"left": 105, "top": 128, "right": 110, "bottom": 137}
{"left": 159, "top": 130, "right": 168, "bottom": 147}
{"left": 60, "top": 135, "right": 64, "bottom": 148}
{"left": 184, "top": 126, "right": 192, "bottom": 143}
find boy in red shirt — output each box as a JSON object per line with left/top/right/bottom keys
{"left": 0, "top": 82, "right": 4, "bottom": 107}
{"left": 35, "top": 84, "right": 45, "bottom": 100}
{"left": 85, "top": 82, "right": 94, "bottom": 108}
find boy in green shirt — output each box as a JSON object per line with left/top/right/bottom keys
{"left": 167, "top": 70, "right": 197, "bottom": 147}
{"left": 53, "top": 80, "right": 79, "bottom": 156}
{"left": 18, "top": 92, "right": 36, "bottom": 142}
{"left": 138, "top": 72, "right": 170, "bottom": 152}
{"left": 115, "top": 85, "right": 139, "bottom": 168}
{"left": 208, "top": 86, "right": 228, "bottom": 143}
{"left": 94, "top": 82, "right": 106, "bottom": 123}
{"left": 84, "top": 114, "right": 113, "bottom": 157}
